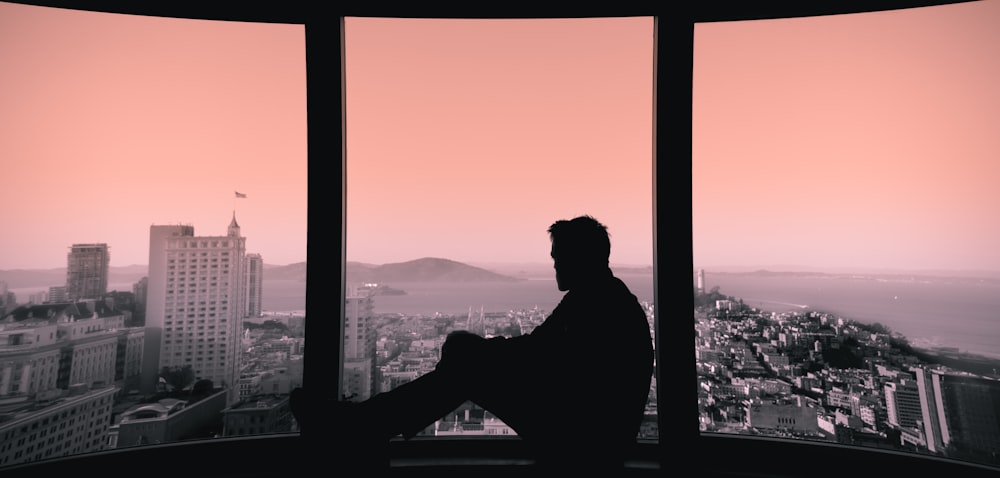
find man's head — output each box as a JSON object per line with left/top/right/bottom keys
{"left": 548, "top": 215, "right": 611, "bottom": 291}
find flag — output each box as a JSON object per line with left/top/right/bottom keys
{"left": 235, "top": 191, "right": 247, "bottom": 198}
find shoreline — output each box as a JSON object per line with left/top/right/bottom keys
{"left": 910, "top": 347, "right": 1000, "bottom": 378}
{"left": 707, "top": 273, "right": 1000, "bottom": 368}
{"left": 733, "top": 298, "right": 1000, "bottom": 378}
{"left": 748, "top": 303, "right": 1000, "bottom": 363}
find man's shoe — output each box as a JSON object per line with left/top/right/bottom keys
{"left": 291, "top": 388, "right": 388, "bottom": 467}
{"left": 290, "top": 387, "right": 322, "bottom": 432}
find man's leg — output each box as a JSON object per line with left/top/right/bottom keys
{"left": 362, "top": 330, "right": 540, "bottom": 440}
{"left": 291, "top": 331, "right": 543, "bottom": 453}
{"left": 430, "top": 332, "right": 546, "bottom": 442}
{"left": 358, "top": 368, "right": 468, "bottom": 439}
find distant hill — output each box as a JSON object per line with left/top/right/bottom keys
{"left": 613, "top": 265, "right": 654, "bottom": 275}
{"left": 470, "top": 262, "right": 653, "bottom": 279}
{"left": 0, "top": 263, "right": 307, "bottom": 290}
{"left": 705, "top": 269, "right": 1000, "bottom": 285}
{"left": 262, "top": 262, "right": 306, "bottom": 281}
{"left": 0, "top": 268, "right": 66, "bottom": 289}
{"left": 0, "top": 265, "right": 147, "bottom": 290}
{"left": 347, "top": 257, "right": 521, "bottom": 283}
{"left": 0, "top": 258, "right": 525, "bottom": 289}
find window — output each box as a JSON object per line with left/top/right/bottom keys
{"left": 343, "top": 15, "right": 657, "bottom": 441}
{"left": 691, "top": 0, "right": 1000, "bottom": 473}
{"left": 6, "top": 2, "right": 999, "bottom": 477}
{"left": 0, "top": 0, "right": 306, "bottom": 470}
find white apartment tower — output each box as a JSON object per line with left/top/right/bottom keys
{"left": 141, "top": 224, "right": 195, "bottom": 395}
{"left": 142, "top": 215, "right": 247, "bottom": 404}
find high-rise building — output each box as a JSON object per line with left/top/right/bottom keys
{"left": 244, "top": 253, "right": 263, "bottom": 318}
{"left": 66, "top": 243, "right": 110, "bottom": 300}
{"left": 914, "top": 366, "right": 947, "bottom": 453}
{"left": 343, "top": 286, "right": 377, "bottom": 400}
{"left": 344, "top": 286, "right": 375, "bottom": 362}
{"left": 0, "top": 280, "right": 9, "bottom": 316}
{"left": 141, "top": 224, "right": 195, "bottom": 395}
{"left": 914, "top": 366, "right": 1000, "bottom": 460}
{"left": 47, "top": 286, "right": 67, "bottom": 303}
{"left": 132, "top": 277, "right": 148, "bottom": 310}
{"left": 885, "top": 380, "right": 924, "bottom": 430}
{"left": 142, "top": 215, "right": 247, "bottom": 405}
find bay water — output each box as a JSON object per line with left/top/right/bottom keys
{"left": 115, "top": 270, "right": 1000, "bottom": 360}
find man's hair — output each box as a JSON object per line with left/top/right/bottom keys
{"left": 548, "top": 215, "right": 611, "bottom": 266}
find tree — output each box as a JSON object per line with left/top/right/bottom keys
{"left": 245, "top": 320, "right": 289, "bottom": 333}
{"left": 191, "top": 379, "right": 214, "bottom": 397}
{"left": 160, "top": 365, "right": 195, "bottom": 393}
{"left": 185, "top": 379, "right": 215, "bottom": 404}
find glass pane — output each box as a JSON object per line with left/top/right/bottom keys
{"left": 344, "top": 16, "right": 657, "bottom": 442}
{"left": 0, "top": 2, "right": 306, "bottom": 469}
{"left": 693, "top": 0, "right": 1000, "bottom": 470}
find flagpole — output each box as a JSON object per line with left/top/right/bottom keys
{"left": 234, "top": 191, "right": 247, "bottom": 215}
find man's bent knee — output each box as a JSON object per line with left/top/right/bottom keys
{"left": 439, "top": 331, "right": 486, "bottom": 369}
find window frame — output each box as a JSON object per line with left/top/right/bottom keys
{"left": 321, "top": 12, "right": 671, "bottom": 459}
{"left": 3, "top": 2, "right": 997, "bottom": 476}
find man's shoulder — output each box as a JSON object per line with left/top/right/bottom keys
{"left": 609, "top": 276, "right": 642, "bottom": 301}
{"left": 562, "top": 277, "right": 641, "bottom": 309}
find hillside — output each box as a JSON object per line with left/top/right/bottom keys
{"left": 0, "top": 263, "right": 307, "bottom": 289}
{"left": 0, "top": 258, "right": 518, "bottom": 289}
{"left": 262, "top": 262, "right": 306, "bottom": 281}
{"left": 346, "top": 257, "right": 521, "bottom": 283}
{"left": 0, "top": 265, "right": 146, "bottom": 290}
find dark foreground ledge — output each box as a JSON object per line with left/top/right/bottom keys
{"left": 1, "top": 433, "right": 997, "bottom": 478}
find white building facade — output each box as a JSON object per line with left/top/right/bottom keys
{"left": 145, "top": 215, "right": 248, "bottom": 404}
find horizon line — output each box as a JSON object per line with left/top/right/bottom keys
{"left": 6, "top": 258, "right": 1000, "bottom": 275}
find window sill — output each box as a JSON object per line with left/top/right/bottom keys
{"left": 3, "top": 433, "right": 997, "bottom": 477}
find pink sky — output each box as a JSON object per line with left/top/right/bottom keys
{"left": 0, "top": 2, "right": 307, "bottom": 269}
{"left": 693, "top": 0, "right": 1000, "bottom": 272}
{"left": 5, "top": 3, "right": 996, "bottom": 273}
{"left": 343, "top": 17, "right": 655, "bottom": 267}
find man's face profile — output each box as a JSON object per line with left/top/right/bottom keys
{"left": 551, "top": 241, "right": 573, "bottom": 292}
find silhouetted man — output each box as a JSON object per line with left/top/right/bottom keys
{"left": 292, "top": 215, "right": 654, "bottom": 469}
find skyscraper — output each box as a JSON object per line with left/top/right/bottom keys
{"left": 66, "top": 243, "right": 110, "bottom": 300}
{"left": 141, "top": 224, "right": 195, "bottom": 395}
{"left": 142, "top": 216, "right": 248, "bottom": 405}
{"left": 914, "top": 365, "right": 1000, "bottom": 459}
{"left": 244, "top": 253, "right": 263, "bottom": 318}
{"left": 885, "top": 380, "right": 924, "bottom": 430}
{"left": 343, "top": 286, "right": 377, "bottom": 400}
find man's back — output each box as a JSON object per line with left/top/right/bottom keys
{"left": 498, "top": 271, "right": 653, "bottom": 465}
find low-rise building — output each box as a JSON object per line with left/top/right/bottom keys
{"left": 220, "top": 394, "right": 293, "bottom": 436}
{"left": 108, "top": 389, "right": 227, "bottom": 448}
{"left": 0, "top": 385, "right": 117, "bottom": 467}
